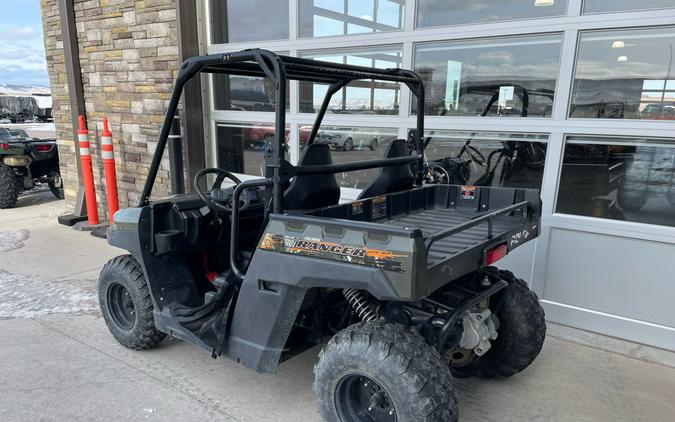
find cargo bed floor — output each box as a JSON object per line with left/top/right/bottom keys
{"left": 386, "top": 208, "right": 524, "bottom": 266}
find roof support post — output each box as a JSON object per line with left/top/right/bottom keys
{"left": 56, "top": 0, "right": 87, "bottom": 225}
{"left": 176, "top": 0, "right": 206, "bottom": 193}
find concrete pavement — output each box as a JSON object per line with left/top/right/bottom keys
{"left": 1, "top": 191, "right": 675, "bottom": 421}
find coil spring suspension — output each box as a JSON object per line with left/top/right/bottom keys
{"left": 343, "top": 289, "right": 378, "bottom": 321}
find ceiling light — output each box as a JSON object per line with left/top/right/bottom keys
{"left": 534, "top": 0, "right": 555, "bottom": 6}
{"left": 617, "top": 56, "right": 628, "bottom": 62}
{"left": 611, "top": 41, "right": 625, "bottom": 49}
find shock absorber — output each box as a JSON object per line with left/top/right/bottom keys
{"left": 343, "top": 289, "right": 378, "bottom": 322}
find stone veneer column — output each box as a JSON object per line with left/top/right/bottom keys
{"left": 40, "top": 0, "right": 181, "bottom": 218}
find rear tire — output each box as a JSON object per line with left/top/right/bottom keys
{"left": 47, "top": 170, "right": 64, "bottom": 199}
{"left": 98, "top": 255, "right": 165, "bottom": 350}
{"left": 314, "top": 320, "right": 458, "bottom": 422}
{"left": 0, "top": 163, "right": 21, "bottom": 209}
{"left": 451, "top": 269, "right": 546, "bottom": 379}
{"left": 369, "top": 138, "right": 379, "bottom": 151}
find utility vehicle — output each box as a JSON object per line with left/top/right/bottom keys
{"left": 0, "top": 127, "right": 63, "bottom": 208}
{"left": 98, "top": 50, "right": 546, "bottom": 422}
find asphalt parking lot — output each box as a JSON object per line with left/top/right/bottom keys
{"left": 1, "top": 190, "right": 675, "bottom": 422}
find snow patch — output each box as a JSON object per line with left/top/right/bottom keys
{"left": 0, "top": 270, "right": 98, "bottom": 319}
{"left": 0, "top": 229, "right": 30, "bottom": 253}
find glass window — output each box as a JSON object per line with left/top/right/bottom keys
{"left": 300, "top": 127, "right": 399, "bottom": 190}
{"left": 300, "top": 47, "right": 402, "bottom": 115}
{"left": 209, "top": 0, "right": 289, "bottom": 44}
{"left": 414, "top": 35, "right": 562, "bottom": 117}
{"left": 299, "top": 0, "right": 404, "bottom": 38}
{"left": 215, "top": 122, "right": 290, "bottom": 177}
{"left": 212, "top": 74, "right": 290, "bottom": 111}
{"left": 584, "top": 0, "right": 675, "bottom": 14}
{"left": 423, "top": 131, "right": 548, "bottom": 188}
{"left": 417, "top": 0, "right": 566, "bottom": 28}
{"left": 571, "top": 27, "right": 675, "bottom": 120}
{"left": 556, "top": 137, "right": 675, "bottom": 227}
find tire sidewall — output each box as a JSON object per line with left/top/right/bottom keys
{"left": 99, "top": 266, "right": 143, "bottom": 344}
{"left": 47, "top": 170, "right": 64, "bottom": 199}
{"left": 0, "top": 163, "right": 21, "bottom": 208}
{"left": 451, "top": 273, "right": 545, "bottom": 378}
{"left": 315, "top": 322, "right": 458, "bottom": 422}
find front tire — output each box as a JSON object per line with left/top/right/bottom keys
{"left": 0, "top": 163, "right": 22, "bottom": 208}
{"left": 98, "top": 255, "right": 165, "bottom": 350}
{"left": 314, "top": 321, "right": 458, "bottom": 422}
{"left": 451, "top": 269, "right": 546, "bottom": 379}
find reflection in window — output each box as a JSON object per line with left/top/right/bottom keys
{"left": 423, "top": 131, "right": 548, "bottom": 189}
{"left": 216, "top": 122, "right": 290, "bottom": 177}
{"left": 417, "top": 0, "right": 566, "bottom": 28}
{"left": 556, "top": 137, "right": 675, "bottom": 227}
{"left": 300, "top": 127, "right": 399, "bottom": 189}
{"left": 300, "top": 47, "right": 402, "bottom": 115}
{"left": 212, "top": 74, "right": 290, "bottom": 111}
{"left": 209, "top": 0, "right": 289, "bottom": 44}
{"left": 571, "top": 27, "right": 675, "bottom": 119}
{"left": 414, "top": 35, "right": 562, "bottom": 117}
{"left": 584, "top": 0, "right": 675, "bottom": 14}
{"left": 299, "top": 0, "right": 404, "bottom": 38}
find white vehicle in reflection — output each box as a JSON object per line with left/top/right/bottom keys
{"left": 316, "top": 127, "right": 381, "bottom": 152}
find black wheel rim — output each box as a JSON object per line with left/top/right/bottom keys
{"left": 107, "top": 282, "right": 136, "bottom": 330}
{"left": 335, "top": 373, "right": 396, "bottom": 422}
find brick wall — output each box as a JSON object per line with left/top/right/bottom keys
{"left": 40, "top": 0, "right": 180, "bottom": 219}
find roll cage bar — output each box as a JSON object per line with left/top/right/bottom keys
{"left": 139, "top": 48, "right": 426, "bottom": 214}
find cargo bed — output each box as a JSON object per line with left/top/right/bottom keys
{"left": 304, "top": 184, "right": 541, "bottom": 288}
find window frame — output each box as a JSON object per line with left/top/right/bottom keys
{"left": 412, "top": 32, "right": 565, "bottom": 119}
{"left": 297, "top": 0, "right": 406, "bottom": 39}
{"left": 582, "top": 0, "right": 675, "bottom": 16}
{"left": 415, "top": 0, "right": 569, "bottom": 30}
{"left": 553, "top": 133, "right": 675, "bottom": 228}
{"left": 568, "top": 25, "right": 675, "bottom": 122}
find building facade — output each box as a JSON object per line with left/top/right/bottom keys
{"left": 42, "top": 0, "right": 675, "bottom": 351}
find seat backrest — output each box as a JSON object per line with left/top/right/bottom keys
{"left": 358, "top": 139, "right": 415, "bottom": 199}
{"left": 283, "top": 143, "right": 341, "bottom": 210}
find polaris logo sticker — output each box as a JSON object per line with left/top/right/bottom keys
{"left": 258, "top": 233, "right": 407, "bottom": 273}
{"left": 460, "top": 185, "right": 475, "bottom": 200}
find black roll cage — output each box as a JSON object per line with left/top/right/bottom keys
{"left": 140, "top": 48, "right": 426, "bottom": 211}
{"left": 139, "top": 49, "right": 426, "bottom": 279}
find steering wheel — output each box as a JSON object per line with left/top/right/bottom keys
{"left": 193, "top": 168, "right": 243, "bottom": 213}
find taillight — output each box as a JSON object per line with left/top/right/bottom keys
{"left": 485, "top": 243, "right": 508, "bottom": 266}
{"left": 0, "top": 143, "right": 9, "bottom": 150}
{"left": 34, "top": 144, "right": 52, "bottom": 152}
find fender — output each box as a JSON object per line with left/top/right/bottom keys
{"left": 223, "top": 211, "right": 424, "bottom": 374}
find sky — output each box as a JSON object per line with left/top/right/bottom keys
{"left": 0, "top": 0, "right": 49, "bottom": 87}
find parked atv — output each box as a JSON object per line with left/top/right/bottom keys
{"left": 0, "top": 127, "right": 63, "bottom": 208}
{"left": 98, "top": 50, "right": 546, "bottom": 422}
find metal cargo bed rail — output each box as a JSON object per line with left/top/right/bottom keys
{"left": 424, "top": 200, "right": 531, "bottom": 250}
